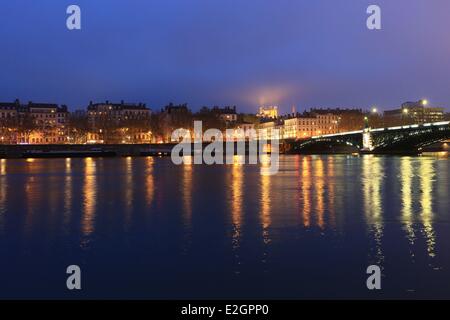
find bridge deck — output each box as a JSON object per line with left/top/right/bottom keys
{"left": 311, "top": 121, "right": 450, "bottom": 139}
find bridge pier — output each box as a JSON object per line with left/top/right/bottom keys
{"left": 361, "top": 129, "right": 374, "bottom": 152}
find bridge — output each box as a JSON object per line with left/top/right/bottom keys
{"left": 289, "top": 121, "right": 450, "bottom": 154}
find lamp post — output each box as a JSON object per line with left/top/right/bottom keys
{"left": 371, "top": 107, "right": 378, "bottom": 127}
{"left": 364, "top": 116, "right": 369, "bottom": 129}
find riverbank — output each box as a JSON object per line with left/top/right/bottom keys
{"left": 0, "top": 140, "right": 448, "bottom": 158}
{"left": 0, "top": 142, "right": 281, "bottom": 159}
{"left": 0, "top": 144, "right": 175, "bottom": 158}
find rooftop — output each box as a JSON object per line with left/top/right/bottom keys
{"left": 88, "top": 100, "right": 148, "bottom": 110}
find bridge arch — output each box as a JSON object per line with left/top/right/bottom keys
{"left": 288, "top": 121, "right": 450, "bottom": 154}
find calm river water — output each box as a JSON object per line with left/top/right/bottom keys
{"left": 0, "top": 155, "right": 449, "bottom": 299}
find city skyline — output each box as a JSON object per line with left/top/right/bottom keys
{"left": 2, "top": 1, "right": 450, "bottom": 112}
{"left": 2, "top": 96, "right": 448, "bottom": 115}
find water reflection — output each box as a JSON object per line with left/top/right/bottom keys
{"left": 420, "top": 160, "right": 436, "bottom": 259}
{"left": 0, "top": 159, "right": 6, "bottom": 233}
{"left": 145, "top": 157, "right": 155, "bottom": 206}
{"left": 362, "top": 156, "right": 384, "bottom": 266}
{"left": 260, "top": 166, "right": 272, "bottom": 245}
{"left": 24, "top": 160, "right": 44, "bottom": 235}
{"left": 300, "top": 156, "right": 311, "bottom": 227}
{"left": 260, "top": 161, "right": 272, "bottom": 270}
{"left": 326, "top": 157, "right": 336, "bottom": 228}
{"left": 314, "top": 157, "right": 325, "bottom": 229}
{"left": 230, "top": 156, "right": 244, "bottom": 247}
{"left": 63, "top": 158, "right": 73, "bottom": 231}
{"left": 298, "top": 156, "right": 336, "bottom": 229}
{"left": 182, "top": 156, "right": 193, "bottom": 225}
{"left": 399, "top": 158, "right": 437, "bottom": 260}
{"left": 181, "top": 156, "right": 193, "bottom": 253}
{"left": 0, "top": 158, "right": 5, "bottom": 176}
{"left": 0, "top": 155, "right": 449, "bottom": 298}
{"left": 124, "top": 157, "right": 133, "bottom": 229}
{"left": 48, "top": 162, "right": 59, "bottom": 217}
{"left": 228, "top": 156, "right": 244, "bottom": 273}
{"left": 400, "top": 157, "right": 416, "bottom": 250}
{"left": 82, "top": 158, "right": 97, "bottom": 238}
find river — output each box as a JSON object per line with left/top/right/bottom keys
{"left": 0, "top": 155, "right": 449, "bottom": 298}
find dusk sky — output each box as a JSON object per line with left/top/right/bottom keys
{"left": 1, "top": 0, "right": 450, "bottom": 113}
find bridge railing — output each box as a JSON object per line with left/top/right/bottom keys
{"left": 311, "top": 121, "right": 450, "bottom": 139}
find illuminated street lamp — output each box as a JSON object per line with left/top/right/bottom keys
{"left": 422, "top": 99, "right": 428, "bottom": 106}
{"left": 371, "top": 107, "right": 378, "bottom": 113}
{"left": 363, "top": 115, "right": 371, "bottom": 130}
{"left": 403, "top": 108, "right": 409, "bottom": 114}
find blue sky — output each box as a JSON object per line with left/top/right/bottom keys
{"left": 1, "top": 0, "right": 450, "bottom": 113}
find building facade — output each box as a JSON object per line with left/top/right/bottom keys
{"left": 0, "top": 100, "right": 69, "bottom": 144}
{"left": 310, "top": 108, "right": 365, "bottom": 132}
{"left": 213, "top": 106, "right": 238, "bottom": 124}
{"left": 384, "top": 100, "right": 445, "bottom": 126}
{"left": 282, "top": 112, "right": 339, "bottom": 139}
{"left": 159, "top": 103, "right": 192, "bottom": 142}
{"left": 258, "top": 106, "right": 278, "bottom": 119}
{"left": 0, "top": 101, "right": 20, "bottom": 144}
{"left": 87, "top": 101, "right": 150, "bottom": 127}
{"left": 0, "top": 101, "right": 19, "bottom": 120}
{"left": 87, "top": 101, "right": 151, "bottom": 143}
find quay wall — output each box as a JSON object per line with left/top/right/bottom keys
{"left": 0, "top": 142, "right": 286, "bottom": 159}
{"left": 1, "top": 140, "right": 447, "bottom": 159}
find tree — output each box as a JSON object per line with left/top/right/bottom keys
{"left": 121, "top": 115, "right": 151, "bottom": 143}
{"left": 150, "top": 113, "right": 164, "bottom": 142}
{"left": 17, "top": 113, "right": 37, "bottom": 143}
{"left": 67, "top": 114, "right": 90, "bottom": 144}
{"left": 195, "top": 107, "right": 226, "bottom": 132}
{"left": 0, "top": 116, "right": 18, "bottom": 144}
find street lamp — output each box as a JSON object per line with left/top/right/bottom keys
{"left": 372, "top": 107, "right": 378, "bottom": 114}
{"left": 422, "top": 99, "right": 428, "bottom": 106}
{"left": 364, "top": 116, "right": 369, "bottom": 128}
